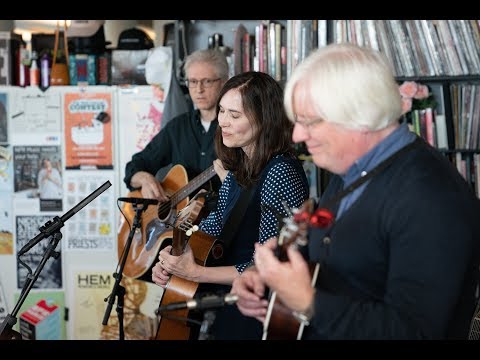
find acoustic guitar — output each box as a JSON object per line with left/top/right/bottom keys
{"left": 262, "top": 199, "right": 320, "bottom": 340}
{"left": 118, "top": 164, "right": 217, "bottom": 279}
{"left": 154, "top": 190, "right": 224, "bottom": 340}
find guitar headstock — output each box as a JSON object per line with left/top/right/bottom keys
{"left": 276, "top": 199, "right": 314, "bottom": 261}
{"left": 171, "top": 189, "right": 207, "bottom": 256}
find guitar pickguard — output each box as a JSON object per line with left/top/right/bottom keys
{"left": 145, "top": 213, "right": 174, "bottom": 252}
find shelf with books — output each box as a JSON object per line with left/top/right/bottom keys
{"left": 397, "top": 77, "right": 480, "bottom": 152}
{"left": 396, "top": 75, "right": 480, "bottom": 83}
{"left": 175, "top": 20, "right": 480, "bottom": 196}
{"left": 173, "top": 20, "right": 290, "bottom": 83}
{"left": 397, "top": 76, "right": 480, "bottom": 195}
{"left": 332, "top": 20, "right": 480, "bottom": 78}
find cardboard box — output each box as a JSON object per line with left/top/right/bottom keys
{"left": 111, "top": 49, "right": 151, "bottom": 85}
{"left": 19, "top": 299, "right": 61, "bottom": 340}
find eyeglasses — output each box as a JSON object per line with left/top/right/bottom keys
{"left": 294, "top": 114, "right": 324, "bottom": 129}
{"left": 185, "top": 78, "right": 221, "bottom": 88}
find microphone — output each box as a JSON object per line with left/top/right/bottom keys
{"left": 118, "top": 197, "right": 159, "bottom": 206}
{"left": 157, "top": 293, "right": 238, "bottom": 313}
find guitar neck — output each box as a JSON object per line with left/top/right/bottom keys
{"left": 170, "top": 165, "right": 216, "bottom": 206}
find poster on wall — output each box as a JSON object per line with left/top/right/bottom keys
{"left": 13, "top": 290, "right": 66, "bottom": 339}
{"left": 0, "top": 145, "right": 13, "bottom": 192}
{"left": 0, "top": 92, "right": 8, "bottom": 144}
{"left": 70, "top": 269, "right": 112, "bottom": 340}
{"left": 13, "top": 145, "right": 63, "bottom": 212}
{"left": 117, "top": 86, "right": 163, "bottom": 196}
{"left": 16, "top": 215, "right": 63, "bottom": 289}
{"left": 64, "top": 171, "right": 115, "bottom": 251}
{"left": 10, "top": 87, "right": 62, "bottom": 145}
{"left": 0, "top": 192, "right": 13, "bottom": 255}
{"left": 63, "top": 91, "right": 113, "bottom": 170}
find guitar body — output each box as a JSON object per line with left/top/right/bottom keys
{"left": 262, "top": 199, "right": 318, "bottom": 340}
{"left": 155, "top": 230, "right": 223, "bottom": 340}
{"left": 118, "top": 164, "right": 189, "bottom": 279}
{"left": 263, "top": 263, "right": 320, "bottom": 340}
{"left": 154, "top": 193, "right": 224, "bottom": 340}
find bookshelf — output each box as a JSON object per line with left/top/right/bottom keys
{"left": 174, "top": 19, "right": 480, "bottom": 197}
{"left": 173, "top": 20, "right": 289, "bottom": 82}
{"left": 331, "top": 19, "right": 480, "bottom": 195}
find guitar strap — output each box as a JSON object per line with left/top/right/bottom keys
{"left": 218, "top": 185, "right": 257, "bottom": 251}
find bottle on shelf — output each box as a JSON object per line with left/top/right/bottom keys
{"left": 40, "top": 52, "right": 50, "bottom": 89}
{"left": 29, "top": 51, "right": 40, "bottom": 87}
{"left": 16, "top": 44, "right": 29, "bottom": 87}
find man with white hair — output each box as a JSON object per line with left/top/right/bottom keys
{"left": 232, "top": 43, "right": 480, "bottom": 340}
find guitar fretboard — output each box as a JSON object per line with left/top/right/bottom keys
{"left": 170, "top": 165, "right": 216, "bottom": 206}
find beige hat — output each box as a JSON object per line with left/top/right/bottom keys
{"left": 67, "top": 20, "right": 105, "bottom": 37}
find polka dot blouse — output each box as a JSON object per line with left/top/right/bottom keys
{"left": 199, "top": 155, "right": 309, "bottom": 273}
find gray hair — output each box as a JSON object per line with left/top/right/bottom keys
{"left": 284, "top": 43, "right": 402, "bottom": 131}
{"left": 184, "top": 48, "right": 229, "bottom": 80}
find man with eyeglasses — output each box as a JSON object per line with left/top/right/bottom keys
{"left": 124, "top": 48, "right": 230, "bottom": 202}
{"left": 232, "top": 43, "right": 480, "bottom": 340}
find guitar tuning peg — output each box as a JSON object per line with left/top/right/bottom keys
{"left": 309, "top": 208, "right": 335, "bottom": 229}
{"left": 293, "top": 210, "right": 311, "bottom": 224}
{"left": 186, "top": 229, "right": 193, "bottom": 237}
{"left": 192, "top": 225, "right": 199, "bottom": 232}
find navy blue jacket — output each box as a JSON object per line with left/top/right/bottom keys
{"left": 304, "top": 139, "right": 480, "bottom": 339}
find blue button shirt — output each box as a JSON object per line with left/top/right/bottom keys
{"left": 337, "top": 123, "right": 417, "bottom": 218}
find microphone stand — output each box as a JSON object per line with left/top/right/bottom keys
{"left": 102, "top": 202, "right": 149, "bottom": 340}
{"left": 198, "top": 310, "right": 216, "bottom": 340}
{"left": 0, "top": 232, "right": 62, "bottom": 340}
{"left": 0, "top": 181, "right": 112, "bottom": 340}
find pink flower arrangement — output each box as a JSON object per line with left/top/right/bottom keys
{"left": 399, "top": 81, "right": 436, "bottom": 114}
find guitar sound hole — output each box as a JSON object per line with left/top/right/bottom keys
{"left": 212, "top": 244, "right": 224, "bottom": 259}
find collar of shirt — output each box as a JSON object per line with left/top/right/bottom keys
{"left": 341, "top": 122, "right": 416, "bottom": 187}
{"left": 336, "top": 122, "right": 416, "bottom": 218}
{"left": 193, "top": 110, "right": 218, "bottom": 133}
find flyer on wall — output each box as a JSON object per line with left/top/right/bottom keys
{"left": 12, "top": 145, "right": 63, "bottom": 212}
{"left": 10, "top": 88, "right": 62, "bottom": 145}
{"left": 64, "top": 170, "right": 115, "bottom": 252}
{"left": 63, "top": 91, "right": 113, "bottom": 170}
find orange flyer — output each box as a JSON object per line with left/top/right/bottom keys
{"left": 64, "top": 92, "right": 113, "bottom": 169}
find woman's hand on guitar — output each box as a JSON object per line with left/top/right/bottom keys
{"left": 131, "top": 171, "right": 169, "bottom": 202}
{"left": 231, "top": 267, "right": 269, "bottom": 322}
{"left": 152, "top": 260, "right": 170, "bottom": 287}
{"left": 254, "top": 239, "right": 314, "bottom": 314}
{"left": 213, "top": 159, "right": 228, "bottom": 183}
{"left": 156, "top": 244, "right": 200, "bottom": 282}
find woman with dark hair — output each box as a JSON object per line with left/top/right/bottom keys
{"left": 152, "top": 71, "right": 310, "bottom": 339}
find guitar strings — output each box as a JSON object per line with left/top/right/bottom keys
{"left": 157, "top": 165, "right": 216, "bottom": 216}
